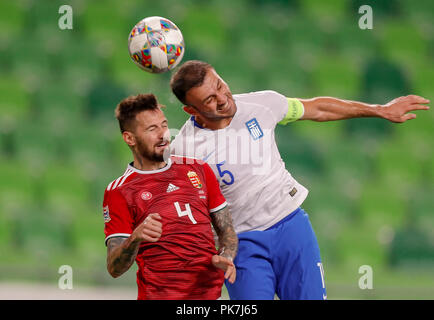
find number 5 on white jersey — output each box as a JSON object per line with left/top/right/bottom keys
{"left": 174, "top": 202, "right": 197, "bottom": 224}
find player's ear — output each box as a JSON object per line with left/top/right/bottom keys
{"left": 122, "top": 131, "right": 136, "bottom": 147}
{"left": 183, "top": 105, "right": 198, "bottom": 116}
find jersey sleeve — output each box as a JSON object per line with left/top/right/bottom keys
{"left": 236, "top": 90, "right": 304, "bottom": 125}
{"left": 102, "top": 188, "right": 134, "bottom": 246}
{"left": 202, "top": 162, "right": 227, "bottom": 213}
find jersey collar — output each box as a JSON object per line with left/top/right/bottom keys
{"left": 127, "top": 157, "right": 172, "bottom": 174}
{"left": 190, "top": 115, "right": 204, "bottom": 129}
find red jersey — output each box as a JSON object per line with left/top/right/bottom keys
{"left": 102, "top": 156, "right": 227, "bottom": 300}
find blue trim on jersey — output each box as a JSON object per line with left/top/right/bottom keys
{"left": 190, "top": 116, "right": 204, "bottom": 129}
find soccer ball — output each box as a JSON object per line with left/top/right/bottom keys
{"left": 128, "top": 16, "right": 185, "bottom": 74}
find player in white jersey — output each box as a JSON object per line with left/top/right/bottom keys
{"left": 171, "top": 90, "right": 308, "bottom": 234}
{"left": 169, "top": 60, "right": 430, "bottom": 300}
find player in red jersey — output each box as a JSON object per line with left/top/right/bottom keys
{"left": 103, "top": 93, "right": 238, "bottom": 300}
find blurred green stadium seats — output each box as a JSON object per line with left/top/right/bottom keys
{"left": 0, "top": 76, "right": 31, "bottom": 125}
{"left": 0, "top": 0, "right": 432, "bottom": 297}
{"left": 14, "top": 120, "right": 60, "bottom": 166}
{"left": 0, "top": 2, "right": 26, "bottom": 40}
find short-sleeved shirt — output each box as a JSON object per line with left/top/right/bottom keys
{"left": 103, "top": 155, "right": 227, "bottom": 299}
{"left": 170, "top": 90, "right": 308, "bottom": 234}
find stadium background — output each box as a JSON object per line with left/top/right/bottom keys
{"left": 0, "top": 0, "right": 433, "bottom": 299}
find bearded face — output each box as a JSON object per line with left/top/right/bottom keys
{"left": 124, "top": 109, "right": 171, "bottom": 166}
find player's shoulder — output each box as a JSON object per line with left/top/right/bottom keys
{"left": 104, "top": 166, "right": 137, "bottom": 194}
{"left": 234, "top": 90, "right": 285, "bottom": 103}
{"left": 234, "top": 90, "right": 289, "bottom": 122}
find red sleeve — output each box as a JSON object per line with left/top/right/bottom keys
{"left": 202, "top": 162, "right": 227, "bottom": 213}
{"left": 102, "top": 188, "right": 134, "bottom": 245}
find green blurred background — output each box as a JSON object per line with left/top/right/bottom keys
{"left": 0, "top": 0, "right": 433, "bottom": 299}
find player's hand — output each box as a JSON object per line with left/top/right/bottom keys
{"left": 212, "top": 254, "right": 236, "bottom": 284}
{"left": 131, "top": 213, "right": 162, "bottom": 243}
{"left": 381, "top": 95, "right": 430, "bottom": 123}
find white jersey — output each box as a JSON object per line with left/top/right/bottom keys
{"left": 170, "top": 90, "right": 308, "bottom": 234}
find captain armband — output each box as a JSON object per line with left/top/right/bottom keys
{"left": 278, "top": 98, "right": 305, "bottom": 125}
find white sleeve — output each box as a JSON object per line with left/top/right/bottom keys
{"left": 235, "top": 90, "right": 289, "bottom": 124}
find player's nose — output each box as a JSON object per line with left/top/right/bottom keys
{"left": 216, "top": 93, "right": 227, "bottom": 109}
{"left": 156, "top": 126, "right": 169, "bottom": 141}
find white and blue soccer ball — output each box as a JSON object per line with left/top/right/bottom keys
{"left": 128, "top": 16, "right": 185, "bottom": 74}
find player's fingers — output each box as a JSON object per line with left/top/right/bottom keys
{"left": 148, "top": 213, "right": 162, "bottom": 220}
{"left": 228, "top": 269, "right": 236, "bottom": 284}
{"left": 400, "top": 113, "right": 417, "bottom": 122}
{"left": 143, "top": 228, "right": 162, "bottom": 239}
{"left": 407, "top": 95, "right": 430, "bottom": 104}
{"left": 212, "top": 255, "right": 234, "bottom": 270}
{"left": 142, "top": 216, "right": 163, "bottom": 230}
{"left": 143, "top": 235, "right": 160, "bottom": 242}
{"left": 224, "top": 264, "right": 233, "bottom": 278}
{"left": 136, "top": 226, "right": 161, "bottom": 242}
{"left": 147, "top": 223, "right": 163, "bottom": 233}
{"left": 225, "top": 265, "right": 236, "bottom": 284}
{"left": 407, "top": 104, "right": 430, "bottom": 111}
{"left": 145, "top": 217, "right": 162, "bottom": 228}
{"left": 144, "top": 223, "right": 163, "bottom": 234}
{"left": 149, "top": 219, "right": 163, "bottom": 229}
{"left": 212, "top": 255, "right": 225, "bottom": 269}
{"left": 147, "top": 214, "right": 163, "bottom": 226}
{"left": 144, "top": 213, "right": 162, "bottom": 223}
{"left": 143, "top": 235, "right": 161, "bottom": 243}
{"left": 143, "top": 214, "right": 163, "bottom": 229}
{"left": 211, "top": 255, "right": 221, "bottom": 268}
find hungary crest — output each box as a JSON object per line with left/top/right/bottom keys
{"left": 187, "top": 171, "right": 202, "bottom": 189}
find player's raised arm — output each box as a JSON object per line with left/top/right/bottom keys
{"left": 106, "top": 213, "right": 162, "bottom": 278}
{"left": 210, "top": 206, "right": 238, "bottom": 284}
{"left": 299, "top": 95, "right": 430, "bottom": 123}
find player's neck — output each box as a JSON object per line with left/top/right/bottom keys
{"left": 132, "top": 155, "right": 167, "bottom": 172}
{"left": 194, "top": 115, "right": 233, "bottom": 130}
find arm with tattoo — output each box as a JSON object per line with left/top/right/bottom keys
{"left": 106, "top": 236, "right": 141, "bottom": 278}
{"left": 211, "top": 205, "right": 238, "bottom": 262}
{"left": 210, "top": 205, "right": 238, "bottom": 283}
{"left": 106, "top": 213, "right": 162, "bottom": 278}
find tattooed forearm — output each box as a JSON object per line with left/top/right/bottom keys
{"left": 106, "top": 236, "right": 141, "bottom": 278}
{"left": 211, "top": 206, "right": 238, "bottom": 261}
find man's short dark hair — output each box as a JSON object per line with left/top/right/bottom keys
{"left": 170, "top": 60, "right": 213, "bottom": 105}
{"left": 115, "top": 93, "right": 161, "bottom": 132}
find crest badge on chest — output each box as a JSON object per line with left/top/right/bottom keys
{"left": 187, "top": 171, "right": 203, "bottom": 189}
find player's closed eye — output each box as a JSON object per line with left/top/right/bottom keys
{"left": 205, "top": 96, "right": 215, "bottom": 105}
{"left": 148, "top": 123, "right": 168, "bottom": 132}
{"left": 147, "top": 125, "right": 157, "bottom": 132}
